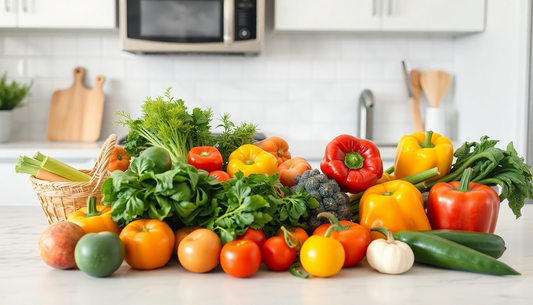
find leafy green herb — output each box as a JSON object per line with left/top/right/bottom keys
{"left": 101, "top": 156, "right": 222, "bottom": 227}
{"left": 416, "top": 136, "right": 533, "bottom": 218}
{"left": 115, "top": 88, "right": 213, "bottom": 162}
{"left": 0, "top": 72, "right": 33, "bottom": 110}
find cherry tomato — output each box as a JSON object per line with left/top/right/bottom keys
{"left": 276, "top": 226, "right": 308, "bottom": 247}
{"left": 209, "top": 170, "right": 231, "bottom": 182}
{"left": 313, "top": 220, "right": 370, "bottom": 267}
{"left": 262, "top": 236, "right": 297, "bottom": 271}
{"left": 220, "top": 240, "right": 262, "bottom": 278}
{"left": 178, "top": 229, "right": 222, "bottom": 273}
{"left": 236, "top": 228, "right": 267, "bottom": 249}
{"left": 300, "top": 235, "right": 345, "bottom": 278}
{"left": 187, "top": 146, "right": 223, "bottom": 172}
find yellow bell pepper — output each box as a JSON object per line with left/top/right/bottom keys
{"left": 67, "top": 197, "right": 121, "bottom": 235}
{"left": 227, "top": 144, "right": 278, "bottom": 177}
{"left": 377, "top": 172, "right": 393, "bottom": 184}
{"left": 394, "top": 131, "right": 453, "bottom": 182}
{"left": 359, "top": 180, "right": 431, "bottom": 240}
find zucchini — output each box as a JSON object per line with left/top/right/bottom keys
{"left": 422, "top": 230, "right": 506, "bottom": 259}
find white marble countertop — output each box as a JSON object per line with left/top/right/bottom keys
{"left": 1, "top": 204, "right": 532, "bottom": 305}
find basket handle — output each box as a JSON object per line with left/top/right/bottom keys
{"left": 89, "top": 134, "right": 117, "bottom": 190}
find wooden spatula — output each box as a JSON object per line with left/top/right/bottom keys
{"left": 47, "top": 67, "right": 105, "bottom": 142}
{"left": 420, "top": 70, "right": 451, "bottom": 108}
{"left": 410, "top": 70, "right": 424, "bottom": 132}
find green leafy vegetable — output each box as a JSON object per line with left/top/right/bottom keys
{"left": 101, "top": 156, "right": 223, "bottom": 227}
{"left": 0, "top": 72, "right": 33, "bottom": 110}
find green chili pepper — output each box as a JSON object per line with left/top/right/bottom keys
{"left": 371, "top": 227, "right": 520, "bottom": 276}
{"left": 422, "top": 230, "right": 506, "bottom": 259}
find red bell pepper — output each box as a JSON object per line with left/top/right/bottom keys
{"left": 426, "top": 168, "right": 500, "bottom": 233}
{"left": 187, "top": 146, "right": 223, "bottom": 172}
{"left": 320, "top": 134, "right": 383, "bottom": 193}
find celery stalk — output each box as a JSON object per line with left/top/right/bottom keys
{"left": 14, "top": 163, "right": 39, "bottom": 176}
{"left": 40, "top": 156, "right": 91, "bottom": 182}
{"left": 34, "top": 152, "right": 46, "bottom": 162}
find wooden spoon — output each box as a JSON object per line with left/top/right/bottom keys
{"left": 420, "top": 70, "right": 451, "bottom": 108}
{"left": 409, "top": 70, "right": 424, "bottom": 132}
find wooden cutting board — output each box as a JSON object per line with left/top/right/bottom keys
{"left": 47, "top": 67, "right": 105, "bottom": 142}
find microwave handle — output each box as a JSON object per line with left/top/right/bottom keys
{"left": 223, "top": 0, "right": 234, "bottom": 46}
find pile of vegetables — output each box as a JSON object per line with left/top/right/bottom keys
{"left": 29, "top": 88, "right": 533, "bottom": 280}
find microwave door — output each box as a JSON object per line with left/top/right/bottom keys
{"left": 126, "top": 0, "right": 225, "bottom": 43}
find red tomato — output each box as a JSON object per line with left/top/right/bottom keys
{"left": 220, "top": 240, "right": 262, "bottom": 278}
{"left": 236, "top": 228, "right": 266, "bottom": 249}
{"left": 209, "top": 170, "right": 231, "bottom": 182}
{"left": 275, "top": 226, "right": 308, "bottom": 248}
{"left": 187, "top": 146, "right": 223, "bottom": 172}
{"left": 262, "top": 236, "right": 297, "bottom": 271}
{"left": 313, "top": 220, "right": 370, "bottom": 267}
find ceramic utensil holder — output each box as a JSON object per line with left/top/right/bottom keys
{"left": 425, "top": 107, "right": 446, "bottom": 136}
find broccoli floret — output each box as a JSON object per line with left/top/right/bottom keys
{"left": 291, "top": 169, "right": 353, "bottom": 234}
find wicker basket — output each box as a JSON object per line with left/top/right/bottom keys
{"left": 29, "top": 134, "right": 117, "bottom": 224}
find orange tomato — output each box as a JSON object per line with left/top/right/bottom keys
{"left": 174, "top": 225, "right": 202, "bottom": 255}
{"left": 109, "top": 146, "right": 131, "bottom": 172}
{"left": 254, "top": 136, "right": 291, "bottom": 166}
{"left": 178, "top": 229, "right": 222, "bottom": 273}
{"left": 276, "top": 226, "right": 308, "bottom": 248}
{"left": 278, "top": 157, "right": 312, "bottom": 187}
{"left": 119, "top": 219, "right": 175, "bottom": 270}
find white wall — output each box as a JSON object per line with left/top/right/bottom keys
{"left": 454, "top": 0, "right": 530, "bottom": 156}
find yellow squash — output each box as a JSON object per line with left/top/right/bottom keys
{"left": 227, "top": 144, "right": 278, "bottom": 177}
{"left": 359, "top": 180, "right": 431, "bottom": 240}
{"left": 394, "top": 131, "right": 453, "bottom": 182}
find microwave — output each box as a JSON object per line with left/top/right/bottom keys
{"left": 119, "top": 0, "right": 265, "bottom": 55}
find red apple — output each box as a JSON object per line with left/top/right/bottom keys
{"left": 38, "top": 221, "right": 85, "bottom": 269}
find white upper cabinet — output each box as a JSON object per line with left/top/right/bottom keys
{"left": 1, "top": 0, "right": 116, "bottom": 29}
{"left": 382, "top": 0, "right": 485, "bottom": 32}
{"left": 275, "top": 0, "right": 380, "bottom": 31}
{"left": 0, "top": 0, "right": 18, "bottom": 27}
{"left": 275, "top": 0, "right": 486, "bottom": 33}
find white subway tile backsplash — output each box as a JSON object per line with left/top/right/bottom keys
{"left": 52, "top": 36, "right": 76, "bottom": 57}
{"left": 0, "top": 30, "right": 454, "bottom": 146}
{"left": 27, "top": 36, "right": 52, "bottom": 56}
{"left": 77, "top": 35, "right": 101, "bottom": 57}
{"left": 312, "top": 61, "right": 336, "bottom": 81}
{"left": 289, "top": 60, "right": 312, "bottom": 80}
{"left": 0, "top": 58, "right": 24, "bottom": 77}
{"left": 360, "top": 61, "right": 383, "bottom": 80}
{"left": 52, "top": 59, "right": 77, "bottom": 78}
{"left": 101, "top": 58, "right": 126, "bottom": 79}
{"left": 336, "top": 61, "right": 359, "bottom": 80}
{"left": 27, "top": 59, "right": 53, "bottom": 78}
{"left": 3, "top": 35, "right": 26, "bottom": 56}
{"left": 408, "top": 38, "right": 432, "bottom": 60}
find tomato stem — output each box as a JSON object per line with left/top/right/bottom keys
{"left": 84, "top": 197, "right": 102, "bottom": 218}
{"left": 317, "top": 212, "right": 351, "bottom": 231}
{"left": 280, "top": 226, "right": 301, "bottom": 250}
{"left": 324, "top": 224, "right": 339, "bottom": 238}
{"left": 289, "top": 262, "right": 309, "bottom": 279}
{"left": 200, "top": 151, "right": 211, "bottom": 157}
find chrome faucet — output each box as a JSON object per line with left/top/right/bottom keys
{"left": 358, "top": 89, "right": 374, "bottom": 140}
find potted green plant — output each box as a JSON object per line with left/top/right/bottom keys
{"left": 0, "top": 72, "right": 33, "bottom": 142}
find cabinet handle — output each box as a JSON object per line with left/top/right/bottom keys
{"left": 22, "top": 0, "right": 27, "bottom": 12}
{"left": 388, "top": 0, "right": 392, "bottom": 15}
{"left": 4, "top": 0, "right": 9, "bottom": 12}
{"left": 372, "top": 0, "right": 377, "bottom": 16}
{"left": 223, "top": 0, "right": 234, "bottom": 47}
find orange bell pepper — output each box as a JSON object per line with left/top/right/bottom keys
{"left": 227, "top": 144, "right": 278, "bottom": 178}
{"left": 254, "top": 136, "right": 291, "bottom": 166}
{"left": 67, "top": 197, "right": 121, "bottom": 235}
{"left": 119, "top": 219, "right": 175, "bottom": 270}
{"left": 359, "top": 180, "right": 431, "bottom": 240}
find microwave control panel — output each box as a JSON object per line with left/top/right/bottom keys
{"left": 235, "top": 0, "right": 257, "bottom": 41}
